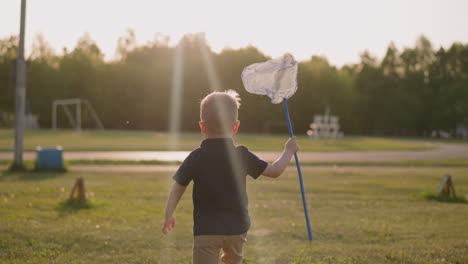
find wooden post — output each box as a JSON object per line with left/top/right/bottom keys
{"left": 69, "top": 177, "right": 87, "bottom": 203}
{"left": 437, "top": 175, "right": 457, "bottom": 197}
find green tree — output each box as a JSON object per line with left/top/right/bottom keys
{"left": 0, "top": 36, "right": 18, "bottom": 113}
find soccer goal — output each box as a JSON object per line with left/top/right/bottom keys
{"left": 52, "top": 98, "right": 104, "bottom": 131}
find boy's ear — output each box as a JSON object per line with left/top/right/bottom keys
{"left": 232, "top": 120, "right": 240, "bottom": 134}
{"left": 199, "top": 121, "right": 207, "bottom": 135}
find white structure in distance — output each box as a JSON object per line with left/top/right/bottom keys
{"left": 52, "top": 98, "right": 104, "bottom": 131}
{"left": 25, "top": 114, "right": 39, "bottom": 129}
{"left": 307, "top": 110, "right": 343, "bottom": 139}
{"left": 455, "top": 123, "right": 468, "bottom": 139}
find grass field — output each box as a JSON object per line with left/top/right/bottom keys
{"left": 5, "top": 158, "right": 468, "bottom": 168}
{"left": 1, "top": 167, "right": 467, "bottom": 263}
{"left": 0, "top": 129, "right": 434, "bottom": 152}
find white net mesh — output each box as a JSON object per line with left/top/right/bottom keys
{"left": 241, "top": 54, "right": 298, "bottom": 104}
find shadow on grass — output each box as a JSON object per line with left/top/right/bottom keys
{"left": 420, "top": 192, "right": 468, "bottom": 204}
{"left": 56, "top": 199, "right": 96, "bottom": 218}
{"left": 0, "top": 170, "right": 66, "bottom": 182}
{"left": 68, "top": 159, "right": 181, "bottom": 166}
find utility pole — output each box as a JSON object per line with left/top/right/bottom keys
{"left": 14, "top": 0, "right": 27, "bottom": 167}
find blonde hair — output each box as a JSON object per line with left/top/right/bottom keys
{"left": 200, "top": 90, "right": 241, "bottom": 134}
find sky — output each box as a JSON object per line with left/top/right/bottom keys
{"left": 1, "top": 0, "right": 467, "bottom": 66}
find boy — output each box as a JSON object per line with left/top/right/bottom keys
{"left": 162, "top": 90, "right": 298, "bottom": 264}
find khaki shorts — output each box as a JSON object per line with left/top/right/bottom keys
{"left": 192, "top": 233, "right": 247, "bottom": 264}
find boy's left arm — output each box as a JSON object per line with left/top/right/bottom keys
{"left": 262, "top": 137, "right": 298, "bottom": 178}
{"left": 162, "top": 182, "right": 187, "bottom": 235}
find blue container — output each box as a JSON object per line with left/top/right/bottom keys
{"left": 36, "top": 146, "right": 64, "bottom": 169}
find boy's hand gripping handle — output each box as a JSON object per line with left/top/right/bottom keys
{"left": 283, "top": 98, "right": 313, "bottom": 241}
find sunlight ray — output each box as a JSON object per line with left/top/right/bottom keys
{"left": 168, "top": 40, "right": 185, "bottom": 150}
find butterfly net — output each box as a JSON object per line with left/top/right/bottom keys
{"left": 241, "top": 54, "right": 298, "bottom": 104}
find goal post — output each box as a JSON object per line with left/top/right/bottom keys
{"left": 52, "top": 98, "right": 104, "bottom": 131}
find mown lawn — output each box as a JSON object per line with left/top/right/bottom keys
{"left": 0, "top": 167, "right": 467, "bottom": 263}
{"left": 0, "top": 129, "right": 433, "bottom": 152}
{"left": 5, "top": 158, "right": 468, "bottom": 168}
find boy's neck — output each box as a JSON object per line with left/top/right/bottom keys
{"left": 204, "top": 133, "right": 233, "bottom": 139}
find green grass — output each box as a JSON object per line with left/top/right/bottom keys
{"left": 300, "top": 159, "right": 468, "bottom": 167}
{"left": 5, "top": 158, "right": 468, "bottom": 168}
{"left": 66, "top": 159, "right": 181, "bottom": 166}
{"left": 1, "top": 168, "right": 467, "bottom": 263}
{"left": 64, "top": 158, "right": 468, "bottom": 167}
{"left": 57, "top": 199, "right": 97, "bottom": 210}
{"left": 426, "top": 138, "right": 468, "bottom": 145}
{"left": 420, "top": 192, "right": 468, "bottom": 203}
{"left": 0, "top": 129, "right": 434, "bottom": 152}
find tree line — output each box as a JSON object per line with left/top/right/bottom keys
{"left": 0, "top": 31, "right": 467, "bottom": 136}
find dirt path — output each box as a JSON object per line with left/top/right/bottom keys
{"left": 1, "top": 143, "right": 467, "bottom": 162}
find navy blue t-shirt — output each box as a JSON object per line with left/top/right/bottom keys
{"left": 173, "top": 138, "right": 268, "bottom": 236}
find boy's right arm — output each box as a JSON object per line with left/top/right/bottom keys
{"left": 162, "top": 181, "right": 187, "bottom": 235}
{"left": 262, "top": 137, "right": 299, "bottom": 178}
